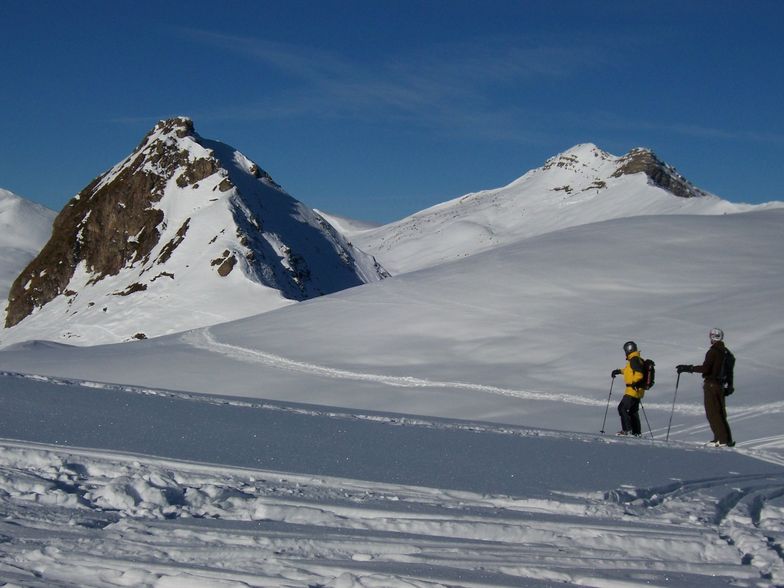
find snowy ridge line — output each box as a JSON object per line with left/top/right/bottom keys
{"left": 185, "top": 328, "right": 695, "bottom": 411}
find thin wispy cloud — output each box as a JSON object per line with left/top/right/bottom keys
{"left": 179, "top": 28, "right": 602, "bottom": 141}
{"left": 589, "top": 111, "right": 784, "bottom": 144}
{"left": 178, "top": 28, "right": 783, "bottom": 148}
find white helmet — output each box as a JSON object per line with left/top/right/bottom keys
{"left": 709, "top": 328, "right": 724, "bottom": 342}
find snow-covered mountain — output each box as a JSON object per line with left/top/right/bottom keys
{"left": 0, "top": 188, "right": 55, "bottom": 302}
{"left": 2, "top": 117, "right": 387, "bottom": 347}
{"left": 350, "top": 144, "right": 781, "bottom": 274}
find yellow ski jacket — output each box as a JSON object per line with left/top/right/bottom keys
{"left": 621, "top": 351, "right": 645, "bottom": 399}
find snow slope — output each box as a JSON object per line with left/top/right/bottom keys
{"left": 0, "top": 188, "right": 55, "bottom": 302}
{"left": 350, "top": 144, "right": 783, "bottom": 274}
{"left": 1, "top": 372, "right": 782, "bottom": 587}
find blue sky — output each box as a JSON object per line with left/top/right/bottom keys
{"left": 2, "top": 1, "right": 783, "bottom": 223}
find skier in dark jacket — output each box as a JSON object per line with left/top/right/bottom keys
{"left": 611, "top": 341, "right": 645, "bottom": 436}
{"left": 677, "top": 328, "right": 735, "bottom": 447}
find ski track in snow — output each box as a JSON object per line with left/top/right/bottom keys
{"left": 1, "top": 438, "right": 783, "bottom": 587}
{"left": 183, "top": 328, "right": 643, "bottom": 409}
{"left": 184, "top": 328, "right": 784, "bottom": 437}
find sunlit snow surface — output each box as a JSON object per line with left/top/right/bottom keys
{"left": 1, "top": 208, "right": 784, "bottom": 586}
{"left": 1, "top": 372, "right": 783, "bottom": 587}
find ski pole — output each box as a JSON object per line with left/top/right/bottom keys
{"left": 640, "top": 402, "right": 654, "bottom": 440}
{"left": 666, "top": 372, "right": 681, "bottom": 442}
{"left": 600, "top": 377, "right": 615, "bottom": 434}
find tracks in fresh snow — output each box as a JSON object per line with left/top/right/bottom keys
{"left": 1, "top": 440, "right": 780, "bottom": 587}
{"left": 2, "top": 367, "right": 784, "bottom": 586}
{"left": 609, "top": 468, "right": 784, "bottom": 583}
{"left": 185, "top": 328, "right": 784, "bottom": 422}
{"left": 184, "top": 328, "right": 604, "bottom": 408}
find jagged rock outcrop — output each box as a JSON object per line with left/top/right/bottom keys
{"left": 612, "top": 148, "right": 706, "bottom": 199}
{"left": 4, "top": 117, "right": 387, "bottom": 343}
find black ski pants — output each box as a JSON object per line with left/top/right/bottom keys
{"left": 704, "top": 380, "right": 733, "bottom": 445}
{"left": 618, "top": 394, "right": 641, "bottom": 435}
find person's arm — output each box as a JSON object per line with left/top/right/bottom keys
{"left": 678, "top": 348, "right": 713, "bottom": 374}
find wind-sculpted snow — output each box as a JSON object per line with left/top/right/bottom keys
{"left": 0, "top": 372, "right": 783, "bottom": 587}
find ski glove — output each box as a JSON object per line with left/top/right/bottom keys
{"left": 676, "top": 364, "right": 693, "bottom": 374}
{"left": 611, "top": 369, "right": 622, "bottom": 378}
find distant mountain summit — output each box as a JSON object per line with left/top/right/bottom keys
{"left": 522, "top": 143, "right": 706, "bottom": 199}
{"left": 3, "top": 117, "right": 386, "bottom": 345}
{"left": 349, "top": 143, "right": 744, "bottom": 274}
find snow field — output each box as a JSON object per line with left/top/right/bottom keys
{"left": 1, "top": 372, "right": 783, "bottom": 586}
{"left": 1, "top": 437, "right": 782, "bottom": 587}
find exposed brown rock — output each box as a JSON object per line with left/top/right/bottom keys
{"left": 612, "top": 148, "right": 704, "bottom": 199}
{"left": 176, "top": 158, "right": 220, "bottom": 188}
{"left": 155, "top": 219, "right": 190, "bottom": 265}
{"left": 114, "top": 283, "right": 147, "bottom": 296}
{"left": 211, "top": 250, "right": 231, "bottom": 267}
{"left": 210, "top": 249, "right": 237, "bottom": 276}
{"left": 151, "top": 271, "right": 175, "bottom": 282}
{"left": 217, "top": 255, "right": 237, "bottom": 277}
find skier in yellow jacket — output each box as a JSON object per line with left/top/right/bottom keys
{"left": 611, "top": 341, "right": 645, "bottom": 436}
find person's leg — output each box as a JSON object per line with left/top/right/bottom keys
{"left": 704, "top": 382, "right": 731, "bottom": 444}
{"left": 716, "top": 387, "right": 733, "bottom": 445}
{"left": 629, "top": 397, "right": 642, "bottom": 436}
{"left": 617, "top": 395, "right": 633, "bottom": 433}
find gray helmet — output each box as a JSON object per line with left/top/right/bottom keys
{"left": 709, "top": 328, "right": 724, "bottom": 342}
{"left": 623, "top": 341, "right": 637, "bottom": 356}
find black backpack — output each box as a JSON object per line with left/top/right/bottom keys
{"left": 632, "top": 356, "right": 656, "bottom": 391}
{"left": 639, "top": 358, "right": 656, "bottom": 390}
{"left": 718, "top": 348, "right": 735, "bottom": 395}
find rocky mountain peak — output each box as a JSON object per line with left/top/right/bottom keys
{"left": 612, "top": 147, "right": 706, "bottom": 199}
{"left": 137, "top": 116, "right": 195, "bottom": 144}
{"left": 5, "top": 117, "right": 223, "bottom": 328}
{"left": 541, "top": 143, "right": 613, "bottom": 173}
{"left": 4, "top": 118, "right": 386, "bottom": 340}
